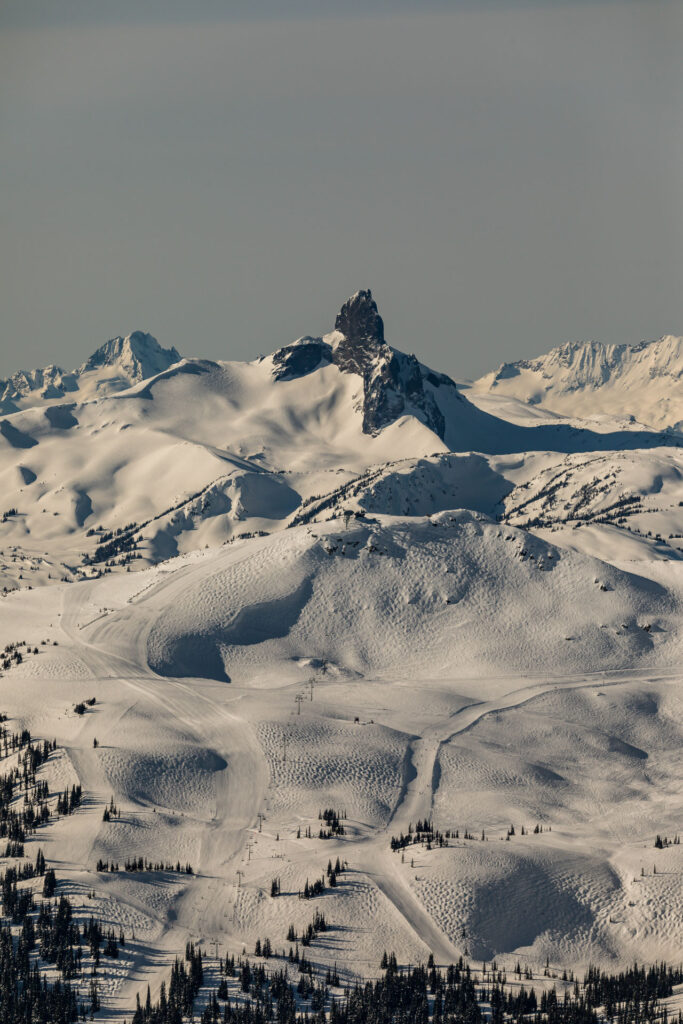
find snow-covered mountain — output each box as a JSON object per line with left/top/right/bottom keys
{"left": 472, "top": 335, "right": 683, "bottom": 432}
{"left": 272, "top": 289, "right": 456, "bottom": 438}
{"left": 0, "top": 330, "right": 180, "bottom": 413}
{"left": 1, "top": 290, "right": 683, "bottom": 1012}
{"left": 0, "top": 291, "right": 680, "bottom": 590}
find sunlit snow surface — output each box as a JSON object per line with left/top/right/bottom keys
{"left": 0, "top": 316, "right": 681, "bottom": 1014}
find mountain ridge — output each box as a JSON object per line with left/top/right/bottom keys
{"left": 473, "top": 334, "right": 683, "bottom": 431}
{"left": 0, "top": 289, "right": 680, "bottom": 589}
{"left": 4, "top": 297, "right": 682, "bottom": 437}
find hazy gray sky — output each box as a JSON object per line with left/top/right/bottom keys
{"left": 1, "top": 0, "right": 682, "bottom": 380}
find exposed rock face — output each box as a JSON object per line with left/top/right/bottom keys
{"left": 332, "top": 289, "right": 386, "bottom": 376}
{"left": 357, "top": 342, "right": 449, "bottom": 438}
{"left": 0, "top": 366, "right": 71, "bottom": 414}
{"left": 271, "top": 289, "right": 458, "bottom": 439}
{"left": 271, "top": 338, "right": 331, "bottom": 382}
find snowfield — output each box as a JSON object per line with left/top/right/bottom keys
{"left": 146, "top": 515, "right": 681, "bottom": 685}
{"left": 0, "top": 292, "right": 682, "bottom": 1018}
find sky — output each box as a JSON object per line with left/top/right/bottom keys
{"left": 1, "top": 0, "right": 682, "bottom": 382}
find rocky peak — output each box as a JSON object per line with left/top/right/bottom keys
{"left": 331, "top": 289, "right": 457, "bottom": 438}
{"left": 332, "top": 290, "right": 387, "bottom": 379}
{"left": 0, "top": 331, "right": 181, "bottom": 414}
{"left": 82, "top": 331, "right": 180, "bottom": 382}
{"left": 334, "top": 289, "right": 384, "bottom": 347}
{"left": 270, "top": 289, "right": 458, "bottom": 439}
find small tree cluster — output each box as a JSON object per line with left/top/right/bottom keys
{"left": 318, "top": 807, "right": 347, "bottom": 838}
{"left": 102, "top": 795, "right": 119, "bottom": 821}
{"left": 96, "top": 857, "right": 194, "bottom": 874}
{"left": 56, "top": 785, "right": 82, "bottom": 815}
{"left": 654, "top": 834, "right": 680, "bottom": 848}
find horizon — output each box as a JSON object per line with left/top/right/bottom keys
{"left": 0, "top": 297, "right": 680, "bottom": 384}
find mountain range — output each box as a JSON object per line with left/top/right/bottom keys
{"left": 0, "top": 291, "right": 682, "bottom": 1010}
{"left": 0, "top": 288, "right": 680, "bottom": 588}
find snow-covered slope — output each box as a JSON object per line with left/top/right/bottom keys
{"left": 289, "top": 446, "right": 683, "bottom": 568}
{"left": 1, "top": 517, "right": 681, "bottom": 1009}
{"left": 145, "top": 512, "right": 680, "bottom": 687}
{"left": 472, "top": 336, "right": 683, "bottom": 432}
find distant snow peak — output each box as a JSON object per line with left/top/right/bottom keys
{"left": 0, "top": 365, "right": 71, "bottom": 413}
{"left": 0, "top": 331, "right": 181, "bottom": 413}
{"left": 492, "top": 336, "right": 683, "bottom": 390}
{"left": 82, "top": 331, "right": 180, "bottom": 383}
{"left": 476, "top": 334, "right": 683, "bottom": 431}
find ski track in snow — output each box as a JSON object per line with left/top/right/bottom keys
{"left": 0, "top": 537, "right": 673, "bottom": 1015}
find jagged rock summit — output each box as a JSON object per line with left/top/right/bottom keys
{"left": 332, "top": 288, "right": 386, "bottom": 375}
{"left": 272, "top": 289, "right": 458, "bottom": 438}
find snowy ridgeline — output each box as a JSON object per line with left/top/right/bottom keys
{"left": 472, "top": 334, "right": 683, "bottom": 432}
{"left": 0, "top": 289, "right": 680, "bottom": 595}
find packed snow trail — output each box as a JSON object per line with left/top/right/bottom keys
{"left": 350, "top": 668, "right": 682, "bottom": 967}
{"left": 60, "top": 579, "right": 268, "bottom": 1012}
